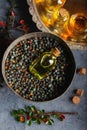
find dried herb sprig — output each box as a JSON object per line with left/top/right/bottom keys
{"left": 11, "top": 105, "right": 78, "bottom": 126}
{"left": 0, "top": 0, "right": 30, "bottom": 81}
{"left": 0, "top": 0, "right": 29, "bottom": 38}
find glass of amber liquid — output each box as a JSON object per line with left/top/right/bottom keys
{"left": 35, "top": 0, "right": 87, "bottom": 44}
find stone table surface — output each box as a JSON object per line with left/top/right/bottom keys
{"left": 0, "top": 0, "right": 87, "bottom": 130}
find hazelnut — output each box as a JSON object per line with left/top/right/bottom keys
{"left": 72, "top": 96, "right": 80, "bottom": 105}
{"left": 76, "top": 89, "right": 84, "bottom": 96}
{"left": 76, "top": 68, "right": 86, "bottom": 75}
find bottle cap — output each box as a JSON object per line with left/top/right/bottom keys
{"left": 52, "top": 47, "right": 61, "bottom": 57}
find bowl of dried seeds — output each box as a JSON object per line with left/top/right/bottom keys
{"left": 2, "top": 32, "right": 76, "bottom": 102}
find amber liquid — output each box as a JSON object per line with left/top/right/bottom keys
{"left": 35, "top": 0, "right": 87, "bottom": 43}
{"left": 35, "top": 0, "right": 66, "bottom": 27}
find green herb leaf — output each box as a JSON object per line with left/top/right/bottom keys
{"left": 45, "top": 120, "right": 49, "bottom": 125}
{"left": 37, "top": 110, "right": 42, "bottom": 114}
{"left": 27, "top": 120, "right": 32, "bottom": 126}
{"left": 25, "top": 106, "right": 31, "bottom": 112}
{"left": 31, "top": 106, "right": 36, "bottom": 112}
{"left": 48, "top": 119, "right": 54, "bottom": 125}
{"left": 17, "top": 109, "right": 25, "bottom": 114}
{"left": 11, "top": 110, "right": 18, "bottom": 117}
{"left": 36, "top": 119, "right": 42, "bottom": 125}
{"left": 54, "top": 114, "right": 63, "bottom": 121}
{"left": 32, "top": 117, "right": 37, "bottom": 122}
{"left": 42, "top": 109, "right": 45, "bottom": 113}
{"left": 53, "top": 114, "right": 59, "bottom": 118}
{"left": 15, "top": 116, "right": 20, "bottom": 122}
{"left": 29, "top": 111, "right": 34, "bottom": 117}
{"left": 42, "top": 115, "right": 50, "bottom": 119}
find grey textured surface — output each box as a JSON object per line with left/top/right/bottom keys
{"left": 0, "top": 0, "right": 87, "bottom": 130}
{"left": 0, "top": 50, "right": 87, "bottom": 130}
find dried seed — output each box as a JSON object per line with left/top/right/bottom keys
{"left": 72, "top": 96, "right": 80, "bottom": 105}
{"left": 76, "top": 68, "right": 86, "bottom": 75}
{"left": 76, "top": 89, "right": 84, "bottom": 97}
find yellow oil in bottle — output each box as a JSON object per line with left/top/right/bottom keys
{"left": 29, "top": 48, "right": 60, "bottom": 80}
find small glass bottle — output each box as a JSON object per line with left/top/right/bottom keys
{"left": 50, "top": 8, "right": 70, "bottom": 35}
{"left": 29, "top": 47, "right": 61, "bottom": 80}
{"left": 35, "top": 0, "right": 66, "bottom": 27}
{"left": 68, "top": 13, "right": 87, "bottom": 34}
{"left": 64, "top": 13, "right": 87, "bottom": 42}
